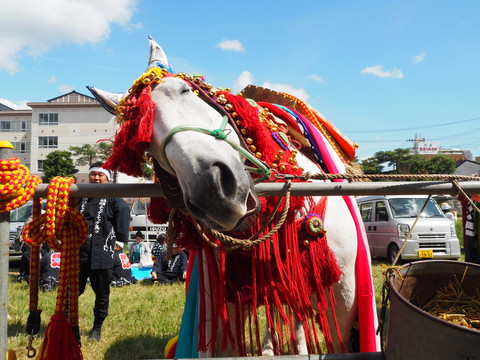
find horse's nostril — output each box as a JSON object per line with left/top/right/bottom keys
{"left": 212, "top": 162, "right": 237, "bottom": 198}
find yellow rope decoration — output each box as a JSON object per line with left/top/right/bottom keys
{"left": 0, "top": 157, "right": 41, "bottom": 212}
{"left": 22, "top": 177, "right": 88, "bottom": 359}
{"left": 27, "top": 177, "right": 88, "bottom": 359}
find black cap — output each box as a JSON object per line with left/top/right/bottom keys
{"left": 135, "top": 231, "right": 144, "bottom": 239}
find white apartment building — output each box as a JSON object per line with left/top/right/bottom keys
{"left": 0, "top": 91, "right": 117, "bottom": 183}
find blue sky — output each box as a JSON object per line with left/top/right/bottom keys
{"left": 1, "top": 0, "right": 479, "bottom": 160}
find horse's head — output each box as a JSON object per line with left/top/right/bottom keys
{"left": 88, "top": 38, "right": 261, "bottom": 231}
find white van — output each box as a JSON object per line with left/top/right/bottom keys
{"left": 357, "top": 195, "right": 461, "bottom": 264}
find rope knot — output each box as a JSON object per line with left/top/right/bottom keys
{"left": 210, "top": 128, "right": 230, "bottom": 140}
{"left": 0, "top": 157, "right": 41, "bottom": 213}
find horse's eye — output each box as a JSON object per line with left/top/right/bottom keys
{"left": 181, "top": 86, "right": 190, "bottom": 94}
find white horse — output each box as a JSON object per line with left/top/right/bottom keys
{"left": 88, "top": 37, "right": 378, "bottom": 357}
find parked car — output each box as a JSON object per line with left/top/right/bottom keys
{"left": 357, "top": 195, "right": 461, "bottom": 264}
{"left": 8, "top": 201, "right": 34, "bottom": 261}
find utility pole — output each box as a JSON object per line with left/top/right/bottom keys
{"left": 0, "top": 141, "right": 13, "bottom": 360}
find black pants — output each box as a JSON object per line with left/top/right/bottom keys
{"left": 79, "top": 264, "right": 112, "bottom": 326}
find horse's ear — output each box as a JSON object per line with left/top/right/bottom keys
{"left": 147, "top": 35, "right": 173, "bottom": 72}
{"left": 86, "top": 86, "right": 125, "bottom": 115}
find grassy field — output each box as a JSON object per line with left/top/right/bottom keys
{"left": 7, "top": 259, "right": 391, "bottom": 359}
{"left": 7, "top": 268, "right": 186, "bottom": 360}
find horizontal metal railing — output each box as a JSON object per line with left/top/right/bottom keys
{"left": 28, "top": 180, "right": 480, "bottom": 198}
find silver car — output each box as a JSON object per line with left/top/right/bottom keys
{"left": 8, "top": 201, "right": 35, "bottom": 261}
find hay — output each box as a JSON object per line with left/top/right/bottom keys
{"left": 421, "top": 268, "right": 480, "bottom": 330}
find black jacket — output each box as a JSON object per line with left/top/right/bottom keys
{"left": 152, "top": 250, "right": 188, "bottom": 278}
{"left": 40, "top": 251, "right": 61, "bottom": 284}
{"left": 112, "top": 249, "right": 134, "bottom": 284}
{"left": 79, "top": 197, "right": 130, "bottom": 269}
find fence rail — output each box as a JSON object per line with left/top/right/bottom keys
{"left": 27, "top": 180, "right": 480, "bottom": 198}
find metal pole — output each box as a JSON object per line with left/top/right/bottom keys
{"left": 26, "top": 180, "right": 480, "bottom": 198}
{"left": 0, "top": 143, "right": 13, "bottom": 360}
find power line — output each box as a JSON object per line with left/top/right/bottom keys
{"left": 345, "top": 116, "right": 480, "bottom": 134}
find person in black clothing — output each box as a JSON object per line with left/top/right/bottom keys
{"left": 151, "top": 233, "right": 167, "bottom": 261}
{"left": 40, "top": 250, "right": 61, "bottom": 291}
{"left": 78, "top": 162, "right": 130, "bottom": 341}
{"left": 111, "top": 241, "right": 136, "bottom": 286}
{"left": 18, "top": 242, "right": 49, "bottom": 283}
{"left": 151, "top": 244, "right": 188, "bottom": 284}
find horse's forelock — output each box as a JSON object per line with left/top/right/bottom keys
{"left": 104, "top": 86, "right": 156, "bottom": 177}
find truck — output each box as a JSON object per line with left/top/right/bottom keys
{"left": 128, "top": 198, "right": 167, "bottom": 247}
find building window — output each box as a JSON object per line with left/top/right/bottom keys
{"left": 39, "top": 113, "right": 59, "bottom": 125}
{"left": 37, "top": 160, "right": 44, "bottom": 171}
{"left": 21, "top": 121, "right": 27, "bottom": 132}
{"left": 0, "top": 121, "right": 11, "bottom": 132}
{"left": 38, "top": 136, "right": 58, "bottom": 148}
{"left": 11, "top": 142, "right": 30, "bottom": 153}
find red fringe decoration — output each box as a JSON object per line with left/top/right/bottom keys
{"left": 104, "top": 86, "right": 156, "bottom": 177}
{"left": 148, "top": 196, "right": 171, "bottom": 225}
{"left": 188, "top": 196, "right": 342, "bottom": 356}
{"left": 37, "top": 314, "right": 82, "bottom": 360}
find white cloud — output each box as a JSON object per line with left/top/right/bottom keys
{"left": 0, "top": 0, "right": 138, "bottom": 73}
{"left": 48, "top": 75, "right": 57, "bottom": 83}
{"left": 412, "top": 52, "right": 426, "bottom": 63}
{"left": 0, "top": 98, "right": 31, "bottom": 110}
{"left": 361, "top": 65, "right": 404, "bottom": 79}
{"left": 216, "top": 39, "right": 245, "bottom": 52}
{"left": 60, "top": 84, "right": 75, "bottom": 93}
{"left": 232, "top": 71, "right": 309, "bottom": 102}
{"left": 309, "top": 74, "right": 324, "bottom": 83}
{"left": 261, "top": 82, "right": 310, "bottom": 102}
{"left": 233, "top": 71, "right": 255, "bottom": 92}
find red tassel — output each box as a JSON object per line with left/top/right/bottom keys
{"left": 104, "top": 86, "right": 155, "bottom": 177}
{"left": 37, "top": 314, "right": 82, "bottom": 360}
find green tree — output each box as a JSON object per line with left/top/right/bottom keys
{"left": 360, "top": 148, "right": 456, "bottom": 175}
{"left": 70, "top": 141, "right": 155, "bottom": 180}
{"left": 399, "top": 155, "right": 427, "bottom": 174}
{"left": 69, "top": 142, "right": 113, "bottom": 166}
{"left": 141, "top": 162, "right": 154, "bottom": 180}
{"left": 42, "top": 151, "right": 78, "bottom": 183}
{"left": 360, "top": 148, "right": 416, "bottom": 174}
{"left": 425, "top": 155, "right": 456, "bottom": 174}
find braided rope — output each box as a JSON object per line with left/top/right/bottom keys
{"left": 304, "top": 172, "right": 480, "bottom": 182}
{"left": 191, "top": 182, "right": 292, "bottom": 251}
{"left": 23, "top": 198, "right": 44, "bottom": 313}
{"left": 0, "top": 158, "right": 42, "bottom": 316}
{"left": 22, "top": 177, "right": 88, "bottom": 325}
{"left": 47, "top": 177, "right": 88, "bottom": 322}
{"left": 0, "top": 158, "right": 41, "bottom": 212}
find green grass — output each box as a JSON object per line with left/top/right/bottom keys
{"left": 5, "top": 260, "right": 396, "bottom": 359}
{"left": 7, "top": 268, "right": 185, "bottom": 360}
